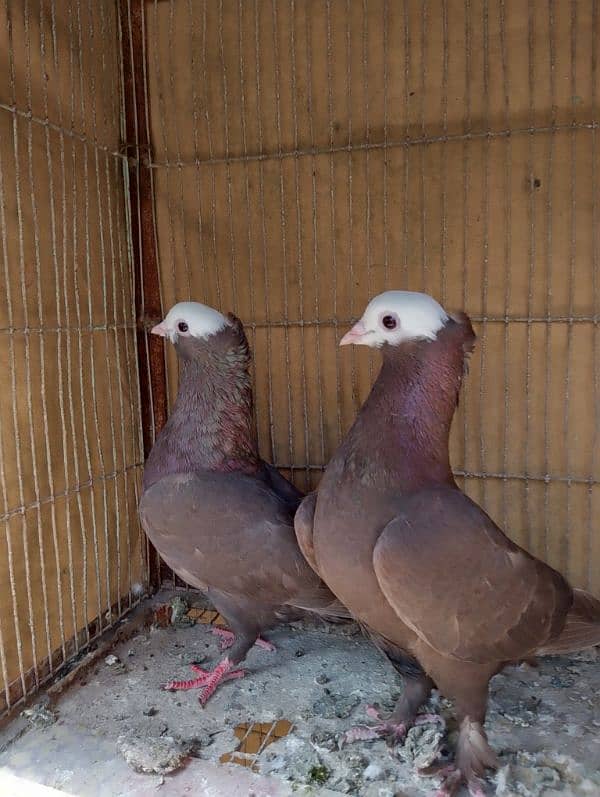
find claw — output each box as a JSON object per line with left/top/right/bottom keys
{"left": 197, "top": 657, "right": 241, "bottom": 705}
{"left": 161, "top": 661, "right": 245, "bottom": 694}
{"left": 344, "top": 706, "right": 408, "bottom": 746}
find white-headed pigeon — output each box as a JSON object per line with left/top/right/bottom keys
{"left": 139, "top": 302, "right": 347, "bottom": 704}
{"left": 295, "top": 290, "right": 600, "bottom": 795}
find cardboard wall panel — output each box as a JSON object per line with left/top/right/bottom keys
{"left": 146, "top": 0, "right": 599, "bottom": 596}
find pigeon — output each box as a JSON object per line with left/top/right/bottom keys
{"left": 295, "top": 290, "right": 600, "bottom": 796}
{"left": 139, "top": 301, "right": 347, "bottom": 704}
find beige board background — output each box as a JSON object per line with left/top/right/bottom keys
{"left": 0, "top": 0, "right": 145, "bottom": 712}
{"left": 146, "top": 0, "right": 600, "bottom": 596}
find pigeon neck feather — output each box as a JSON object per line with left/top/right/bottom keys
{"left": 347, "top": 317, "right": 475, "bottom": 490}
{"left": 144, "top": 324, "right": 259, "bottom": 487}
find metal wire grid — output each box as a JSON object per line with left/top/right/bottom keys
{"left": 143, "top": 0, "right": 599, "bottom": 596}
{"left": 0, "top": 0, "right": 597, "bottom": 721}
{"left": 0, "top": 0, "right": 145, "bottom": 717}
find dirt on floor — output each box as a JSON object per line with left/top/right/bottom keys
{"left": 0, "top": 590, "right": 598, "bottom": 797}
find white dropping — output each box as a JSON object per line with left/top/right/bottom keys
{"left": 152, "top": 301, "right": 230, "bottom": 343}
{"left": 340, "top": 290, "right": 449, "bottom": 348}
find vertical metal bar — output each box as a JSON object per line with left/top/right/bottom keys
{"left": 237, "top": 0, "right": 261, "bottom": 448}
{"left": 23, "top": 0, "right": 66, "bottom": 667}
{"left": 188, "top": 0, "right": 209, "bottom": 309}
{"left": 254, "top": 0, "right": 276, "bottom": 461}
{"left": 139, "top": 0, "right": 164, "bottom": 583}
{"left": 462, "top": 0, "right": 472, "bottom": 483}
{"left": 0, "top": 52, "right": 28, "bottom": 703}
{"left": 525, "top": 0, "right": 536, "bottom": 551}
{"left": 440, "top": 0, "right": 449, "bottom": 306}
{"left": 40, "top": 0, "right": 80, "bottom": 653}
{"left": 82, "top": 0, "right": 116, "bottom": 622}
{"left": 87, "top": 0, "right": 123, "bottom": 618}
{"left": 168, "top": 0, "right": 192, "bottom": 301}
{"left": 500, "top": 0, "right": 512, "bottom": 533}
{"left": 590, "top": 0, "right": 599, "bottom": 590}
{"left": 402, "top": 0, "right": 410, "bottom": 289}
{"left": 4, "top": 0, "right": 41, "bottom": 690}
{"left": 116, "top": 0, "right": 146, "bottom": 599}
{"left": 202, "top": 0, "right": 223, "bottom": 309}
{"left": 65, "top": 0, "right": 102, "bottom": 629}
{"left": 151, "top": 0, "right": 178, "bottom": 301}
{"left": 53, "top": 0, "right": 91, "bottom": 646}
{"left": 346, "top": 0, "right": 358, "bottom": 408}
{"left": 565, "top": 0, "right": 577, "bottom": 577}
{"left": 382, "top": 0, "right": 389, "bottom": 290}
{"left": 118, "top": 0, "right": 167, "bottom": 591}
{"left": 111, "top": 152, "right": 136, "bottom": 603}
{"left": 544, "top": 0, "right": 556, "bottom": 561}
{"left": 218, "top": 0, "right": 240, "bottom": 315}
{"left": 289, "top": 0, "right": 310, "bottom": 489}
{"left": 363, "top": 0, "right": 373, "bottom": 383}
{"left": 74, "top": 0, "right": 110, "bottom": 628}
{"left": 325, "top": 0, "right": 342, "bottom": 443}
{"left": 478, "top": 0, "right": 490, "bottom": 509}
{"left": 305, "top": 2, "right": 326, "bottom": 474}
{"left": 98, "top": 0, "right": 133, "bottom": 607}
{"left": 271, "top": 0, "right": 295, "bottom": 473}
{"left": 419, "top": 0, "right": 427, "bottom": 293}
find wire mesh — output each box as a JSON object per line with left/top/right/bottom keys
{"left": 143, "top": 0, "right": 599, "bottom": 598}
{"left": 0, "top": 0, "right": 598, "bottom": 722}
{"left": 0, "top": 0, "right": 145, "bottom": 718}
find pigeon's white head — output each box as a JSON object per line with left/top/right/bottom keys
{"left": 340, "top": 291, "right": 449, "bottom": 348}
{"left": 151, "top": 301, "right": 230, "bottom": 343}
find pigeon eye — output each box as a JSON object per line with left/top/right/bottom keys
{"left": 381, "top": 315, "right": 397, "bottom": 330}
{"left": 177, "top": 321, "right": 189, "bottom": 333}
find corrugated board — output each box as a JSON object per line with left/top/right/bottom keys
{"left": 0, "top": 0, "right": 145, "bottom": 712}
{"left": 146, "top": 0, "right": 599, "bottom": 595}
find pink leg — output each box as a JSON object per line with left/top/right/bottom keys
{"left": 254, "top": 636, "right": 276, "bottom": 651}
{"left": 420, "top": 764, "right": 486, "bottom": 797}
{"left": 161, "top": 662, "right": 244, "bottom": 692}
{"left": 345, "top": 705, "right": 444, "bottom": 747}
{"left": 196, "top": 657, "right": 240, "bottom": 705}
{"left": 430, "top": 767, "right": 463, "bottom": 797}
{"left": 428, "top": 765, "right": 488, "bottom": 797}
{"left": 211, "top": 627, "right": 275, "bottom": 652}
{"left": 344, "top": 705, "right": 407, "bottom": 745}
{"left": 415, "top": 713, "right": 446, "bottom": 728}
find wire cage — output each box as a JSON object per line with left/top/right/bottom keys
{"left": 0, "top": 0, "right": 598, "bottom": 722}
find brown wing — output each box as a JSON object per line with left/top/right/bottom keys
{"left": 294, "top": 492, "right": 320, "bottom": 575}
{"left": 139, "top": 471, "right": 338, "bottom": 613}
{"left": 372, "top": 486, "right": 572, "bottom": 664}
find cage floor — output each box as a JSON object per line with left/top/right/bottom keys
{"left": 0, "top": 590, "right": 598, "bottom": 797}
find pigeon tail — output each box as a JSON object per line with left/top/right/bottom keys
{"left": 537, "top": 588, "right": 600, "bottom": 655}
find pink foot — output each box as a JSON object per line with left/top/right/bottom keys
{"left": 161, "top": 662, "right": 244, "bottom": 692}
{"left": 254, "top": 636, "right": 276, "bottom": 651}
{"left": 211, "top": 627, "right": 275, "bottom": 652}
{"left": 415, "top": 712, "right": 446, "bottom": 728}
{"left": 431, "top": 766, "right": 462, "bottom": 797}
{"left": 196, "top": 657, "right": 240, "bottom": 705}
{"left": 468, "top": 786, "right": 487, "bottom": 797}
{"left": 344, "top": 706, "right": 407, "bottom": 745}
{"left": 427, "top": 765, "right": 480, "bottom": 797}
{"left": 211, "top": 628, "right": 235, "bottom": 649}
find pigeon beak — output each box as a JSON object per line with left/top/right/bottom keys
{"left": 151, "top": 321, "right": 169, "bottom": 337}
{"left": 340, "top": 320, "right": 369, "bottom": 346}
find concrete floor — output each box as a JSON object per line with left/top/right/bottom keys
{"left": 0, "top": 592, "right": 599, "bottom": 797}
